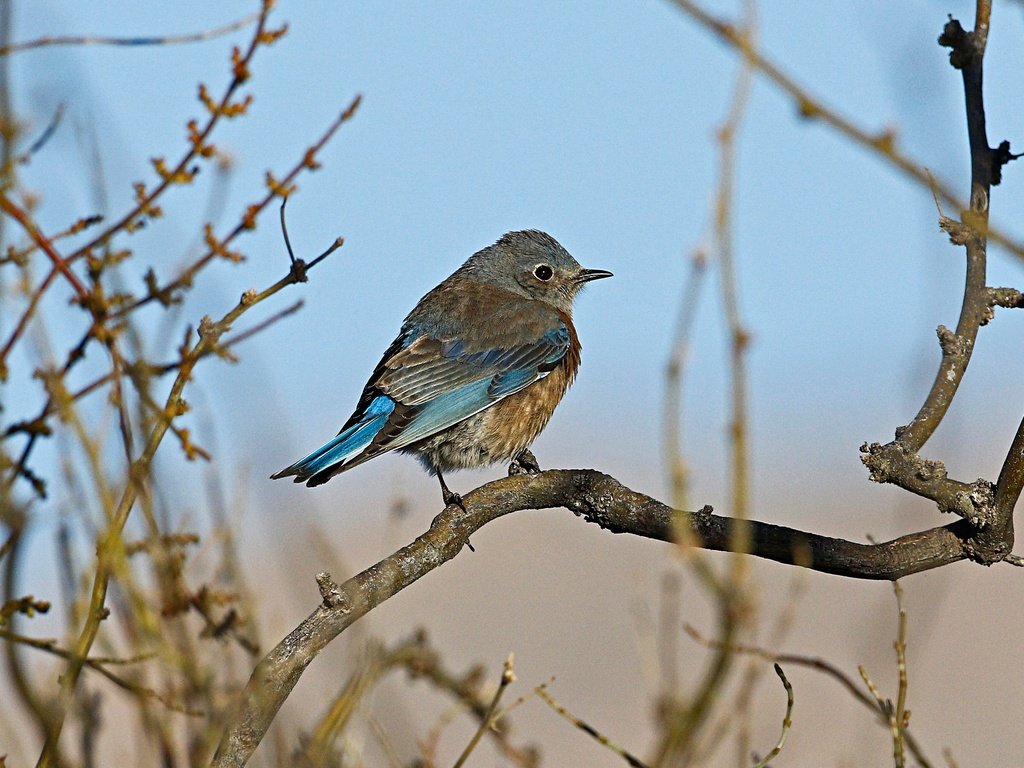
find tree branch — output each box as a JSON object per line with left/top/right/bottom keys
{"left": 211, "top": 468, "right": 986, "bottom": 767}
{"left": 862, "top": 2, "right": 1017, "bottom": 562}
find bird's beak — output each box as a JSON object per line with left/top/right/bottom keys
{"left": 575, "top": 268, "right": 614, "bottom": 284}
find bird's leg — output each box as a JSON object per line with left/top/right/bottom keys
{"left": 437, "top": 471, "right": 466, "bottom": 511}
{"left": 508, "top": 449, "right": 542, "bottom": 477}
{"left": 437, "top": 472, "right": 474, "bottom": 551}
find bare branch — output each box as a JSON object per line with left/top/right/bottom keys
{"left": 212, "top": 468, "right": 986, "bottom": 767}
{"left": 861, "top": 1, "right": 1017, "bottom": 566}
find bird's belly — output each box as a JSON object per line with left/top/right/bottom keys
{"left": 405, "top": 364, "right": 574, "bottom": 473}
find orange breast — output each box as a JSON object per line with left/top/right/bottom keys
{"left": 477, "top": 313, "right": 582, "bottom": 460}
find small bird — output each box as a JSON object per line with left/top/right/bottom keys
{"left": 272, "top": 230, "right": 611, "bottom": 507}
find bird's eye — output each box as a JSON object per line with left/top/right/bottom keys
{"left": 533, "top": 264, "right": 553, "bottom": 281}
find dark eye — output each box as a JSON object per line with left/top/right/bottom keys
{"left": 533, "top": 264, "right": 553, "bottom": 281}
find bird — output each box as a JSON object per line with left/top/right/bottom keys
{"left": 271, "top": 229, "right": 612, "bottom": 508}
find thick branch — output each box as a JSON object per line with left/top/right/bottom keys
{"left": 211, "top": 468, "right": 980, "bottom": 768}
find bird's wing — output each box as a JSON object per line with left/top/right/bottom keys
{"left": 366, "top": 313, "right": 570, "bottom": 451}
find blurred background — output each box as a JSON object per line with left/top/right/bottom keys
{"left": 3, "top": 1, "right": 1024, "bottom": 765}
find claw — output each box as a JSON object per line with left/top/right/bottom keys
{"left": 508, "top": 449, "right": 542, "bottom": 476}
{"left": 442, "top": 487, "right": 467, "bottom": 512}
{"left": 438, "top": 471, "right": 467, "bottom": 512}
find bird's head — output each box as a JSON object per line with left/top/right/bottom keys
{"left": 462, "top": 230, "right": 612, "bottom": 314}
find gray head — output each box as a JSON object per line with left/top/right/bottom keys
{"left": 455, "top": 230, "right": 612, "bottom": 314}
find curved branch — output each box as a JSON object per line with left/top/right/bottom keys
{"left": 211, "top": 468, "right": 978, "bottom": 767}
{"left": 900, "top": 8, "right": 995, "bottom": 452}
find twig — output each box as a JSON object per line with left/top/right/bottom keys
{"left": 108, "top": 96, "right": 357, "bottom": 319}
{"left": 0, "top": 629, "right": 200, "bottom": 716}
{"left": 15, "top": 103, "right": 65, "bottom": 165}
{"left": 278, "top": 195, "right": 346, "bottom": 282}
{"left": 0, "top": 12, "right": 261, "bottom": 55}
{"left": 712, "top": 0, "right": 755, "bottom": 526}
{"left": 452, "top": 653, "right": 516, "bottom": 768}
{"left": 368, "top": 715, "right": 404, "bottom": 768}
{"left": 892, "top": 582, "right": 909, "bottom": 768}
{"left": 535, "top": 683, "right": 648, "bottom": 768}
{"left": 653, "top": 11, "right": 758, "bottom": 761}
{"left": 663, "top": 248, "right": 708, "bottom": 511}
{"left": 750, "top": 664, "right": 793, "bottom": 768}
{"left": 64, "top": 1, "right": 279, "bottom": 262}
{"left": 0, "top": 192, "right": 87, "bottom": 300}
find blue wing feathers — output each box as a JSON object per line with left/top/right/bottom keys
{"left": 271, "top": 395, "right": 395, "bottom": 481}
{"left": 386, "top": 378, "right": 494, "bottom": 446}
{"left": 488, "top": 367, "right": 539, "bottom": 398}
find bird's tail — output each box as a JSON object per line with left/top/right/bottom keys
{"left": 270, "top": 395, "right": 395, "bottom": 486}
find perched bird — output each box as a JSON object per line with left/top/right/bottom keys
{"left": 272, "top": 230, "right": 611, "bottom": 507}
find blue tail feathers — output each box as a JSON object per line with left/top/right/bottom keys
{"left": 271, "top": 395, "right": 395, "bottom": 485}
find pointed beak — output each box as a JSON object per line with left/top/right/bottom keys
{"left": 575, "top": 268, "right": 614, "bottom": 284}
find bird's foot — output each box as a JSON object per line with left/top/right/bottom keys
{"left": 508, "top": 449, "right": 542, "bottom": 477}
{"left": 437, "top": 472, "right": 467, "bottom": 512}
{"left": 436, "top": 472, "right": 472, "bottom": 549}
{"left": 441, "top": 486, "right": 467, "bottom": 512}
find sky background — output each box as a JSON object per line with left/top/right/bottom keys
{"left": 5, "top": 1, "right": 1024, "bottom": 765}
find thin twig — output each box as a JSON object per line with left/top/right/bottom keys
{"left": 0, "top": 12, "right": 261, "bottom": 55}
{"left": 15, "top": 103, "right": 65, "bottom": 165}
{"left": 64, "top": 1, "right": 278, "bottom": 262}
{"left": 0, "top": 629, "right": 200, "bottom": 716}
{"left": 750, "top": 664, "right": 793, "bottom": 768}
{"left": 452, "top": 653, "right": 516, "bottom": 768}
{"left": 0, "top": 192, "right": 87, "bottom": 299}
{"left": 535, "top": 683, "right": 648, "bottom": 768}
{"left": 664, "top": 247, "right": 708, "bottom": 511}
{"left": 892, "top": 582, "right": 910, "bottom": 768}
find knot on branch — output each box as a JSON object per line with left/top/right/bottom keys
{"left": 963, "top": 520, "right": 1014, "bottom": 566}
{"left": 563, "top": 471, "right": 621, "bottom": 528}
{"left": 860, "top": 442, "right": 947, "bottom": 485}
{"left": 952, "top": 479, "right": 996, "bottom": 529}
{"left": 938, "top": 215, "right": 971, "bottom": 245}
{"left": 197, "top": 315, "right": 228, "bottom": 343}
{"left": 992, "top": 140, "right": 1022, "bottom": 186}
{"left": 988, "top": 287, "right": 1024, "bottom": 310}
{"left": 861, "top": 443, "right": 996, "bottom": 527}
{"left": 315, "top": 571, "right": 349, "bottom": 612}
{"left": 936, "top": 325, "right": 967, "bottom": 357}
{"left": 938, "top": 17, "right": 978, "bottom": 70}
{"left": 288, "top": 258, "right": 309, "bottom": 283}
